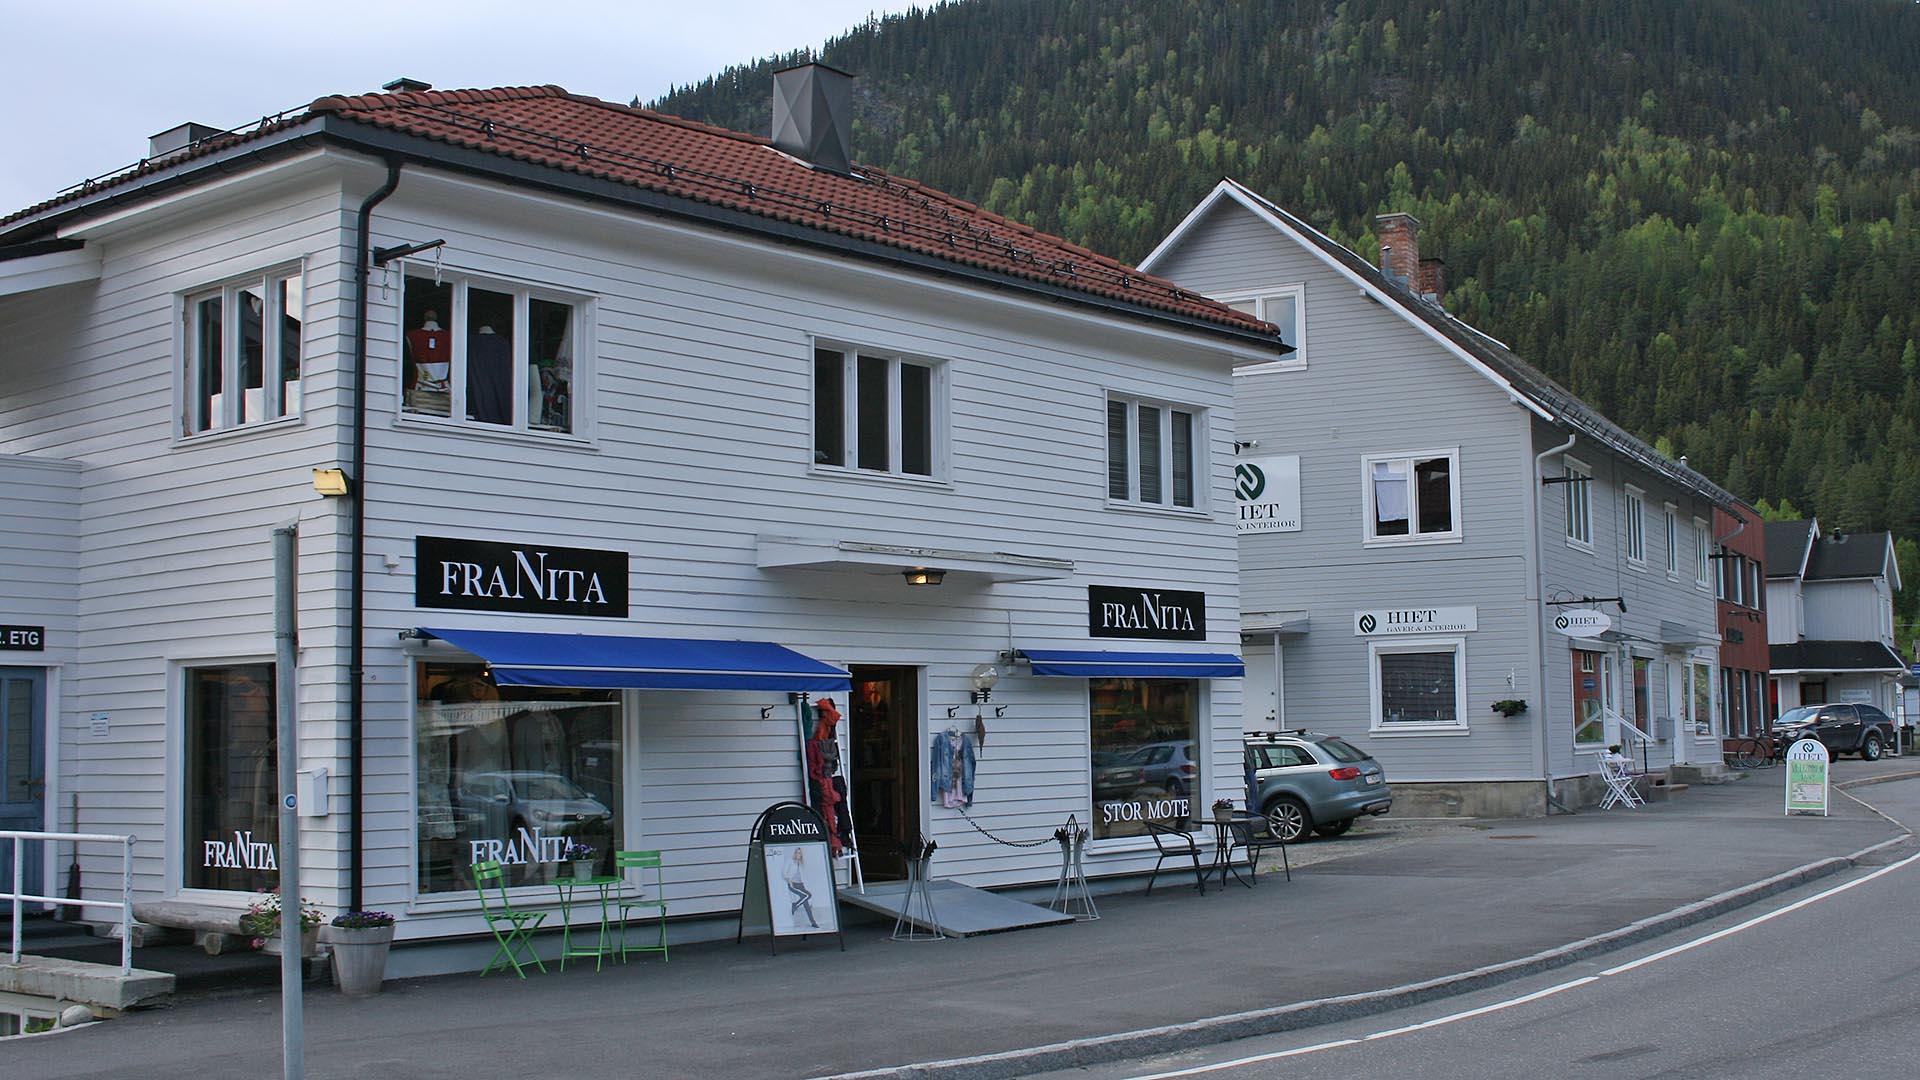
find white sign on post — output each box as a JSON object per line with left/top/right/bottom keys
{"left": 1235, "top": 455, "right": 1302, "bottom": 534}
{"left": 1784, "top": 738, "right": 1830, "bottom": 816}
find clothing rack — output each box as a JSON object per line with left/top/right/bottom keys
{"left": 793, "top": 694, "right": 865, "bottom": 894}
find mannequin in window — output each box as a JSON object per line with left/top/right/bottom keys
{"left": 406, "top": 310, "right": 450, "bottom": 394}
{"left": 467, "top": 323, "right": 513, "bottom": 424}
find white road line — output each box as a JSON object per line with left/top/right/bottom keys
{"left": 1599, "top": 848, "right": 1920, "bottom": 976}
{"left": 1115, "top": 849, "right": 1920, "bottom": 1080}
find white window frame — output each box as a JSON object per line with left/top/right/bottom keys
{"left": 1106, "top": 392, "right": 1205, "bottom": 512}
{"left": 1218, "top": 283, "right": 1306, "bottom": 374}
{"left": 171, "top": 655, "right": 281, "bottom": 900}
{"left": 1360, "top": 448, "right": 1463, "bottom": 546}
{"left": 1563, "top": 457, "right": 1594, "bottom": 551}
{"left": 179, "top": 265, "right": 306, "bottom": 439}
{"left": 1693, "top": 517, "right": 1711, "bottom": 590}
{"left": 1367, "top": 637, "right": 1470, "bottom": 736}
{"left": 397, "top": 268, "right": 594, "bottom": 440}
{"left": 811, "top": 343, "right": 949, "bottom": 482}
{"left": 1663, "top": 503, "right": 1680, "bottom": 580}
{"left": 1624, "top": 485, "right": 1647, "bottom": 568}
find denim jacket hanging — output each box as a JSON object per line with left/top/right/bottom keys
{"left": 929, "top": 729, "right": 976, "bottom": 808}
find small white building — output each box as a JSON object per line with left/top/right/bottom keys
{"left": 1764, "top": 520, "right": 1905, "bottom": 715}
{"left": 0, "top": 70, "right": 1285, "bottom": 962}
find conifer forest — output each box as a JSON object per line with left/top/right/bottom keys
{"left": 657, "top": 0, "right": 1920, "bottom": 639}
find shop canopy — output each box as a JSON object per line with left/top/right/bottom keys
{"left": 1017, "top": 649, "right": 1245, "bottom": 679}
{"left": 416, "top": 627, "right": 852, "bottom": 693}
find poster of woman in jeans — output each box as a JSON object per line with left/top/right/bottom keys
{"left": 765, "top": 840, "right": 837, "bottom": 935}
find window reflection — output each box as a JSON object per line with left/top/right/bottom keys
{"left": 1090, "top": 679, "right": 1199, "bottom": 839}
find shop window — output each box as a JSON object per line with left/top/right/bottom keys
{"left": 184, "top": 664, "right": 277, "bottom": 891}
{"left": 1571, "top": 649, "right": 1609, "bottom": 746}
{"left": 1690, "top": 660, "right": 1715, "bottom": 736}
{"left": 1107, "top": 395, "right": 1200, "bottom": 509}
{"left": 1089, "top": 678, "right": 1199, "bottom": 840}
{"left": 1222, "top": 284, "right": 1306, "bottom": 373}
{"left": 813, "top": 346, "right": 941, "bottom": 478}
{"left": 1632, "top": 656, "right": 1652, "bottom": 734}
{"left": 414, "top": 663, "right": 621, "bottom": 894}
{"left": 182, "top": 270, "right": 303, "bottom": 436}
{"left": 1563, "top": 461, "right": 1593, "bottom": 548}
{"left": 1370, "top": 640, "right": 1466, "bottom": 731}
{"left": 401, "top": 274, "right": 581, "bottom": 435}
{"left": 1363, "top": 450, "right": 1460, "bottom": 543}
{"left": 1624, "top": 487, "right": 1646, "bottom": 565}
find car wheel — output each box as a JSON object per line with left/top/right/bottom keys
{"left": 1314, "top": 818, "right": 1354, "bottom": 838}
{"left": 1265, "top": 797, "right": 1312, "bottom": 843}
{"left": 1165, "top": 777, "right": 1187, "bottom": 798}
{"left": 1861, "top": 733, "right": 1883, "bottom": 761}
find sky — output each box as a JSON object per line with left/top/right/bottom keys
{"left": 0, "top": 0, "right": 922, "bottom": 214}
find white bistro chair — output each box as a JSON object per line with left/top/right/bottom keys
{"left": 1598, "top": 752, "right": 1644, "bottom": 810}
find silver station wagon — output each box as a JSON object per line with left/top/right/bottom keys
{"left": 1243, "top": 730, "right": 1392, "bottom": 842}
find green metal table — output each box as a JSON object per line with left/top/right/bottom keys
{"left": 554, "top": 875, "right": 621, "bottom": 971}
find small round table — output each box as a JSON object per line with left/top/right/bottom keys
{"left": 554, "top": 875, "right": 621, "bottom": 971}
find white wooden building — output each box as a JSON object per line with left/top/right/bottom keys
{"left": 0, "top": 70, "right": 1284, "bottom": 963}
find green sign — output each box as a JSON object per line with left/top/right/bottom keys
{"left": 1784, "top": 738, "right": 1829, "bottom": 816}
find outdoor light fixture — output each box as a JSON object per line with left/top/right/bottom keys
{"left": 312, "top": 468, "right": 352, "bottom": 497}
{"left": 969, "top": 662, "right": 1000, "bottom": 703}
{"left": 903, "top": 567, "right": 946, "bottom": 586}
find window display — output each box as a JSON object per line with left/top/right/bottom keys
{"left": 1089, "top": 678, "right": 1199, "bottom": 840}
{"left": 402, "top": 274, "right": 578, "bottom": 434}
{"left": 184, "top": 664, "right": 277, "bottom": 891}
{"left": 414, "top": 662, "right": 620, "bottom": 893}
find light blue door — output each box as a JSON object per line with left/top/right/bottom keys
{"left": 0, "top": 669, "right": 46, "bottom": 901}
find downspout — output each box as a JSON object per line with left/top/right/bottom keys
{"left": 1532, "top": 430, "right": 1577, "bottom": 811}
{"left": 350, "top": 160, "right": 402, "bottom": 912}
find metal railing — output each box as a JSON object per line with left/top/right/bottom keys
{"left": 3, "top": 830, "right": 136, "bottom": 976}
{"left": 1608, "top": 709, "right": 1655, "bottom": 776}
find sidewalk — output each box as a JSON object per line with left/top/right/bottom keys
{"left": 5, "top": 770, "right": 1912, "bottom": 1080}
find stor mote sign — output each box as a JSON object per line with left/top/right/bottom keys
{"left": 415, "top": 535, "right": 629, "bottom": 618}
{"left": 1088, "top": 585, "right": 1207, "bottom": 641}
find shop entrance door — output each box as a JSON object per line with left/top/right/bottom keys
{"left": 848, "top": 666, "right": 920, "bottom": 882}
{"left": 0, "top": 669, "right": 46, "bottom": 904}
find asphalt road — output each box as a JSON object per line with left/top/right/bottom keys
{"left": 1035, "top": 776, "right": 1920, "bottom": 1080}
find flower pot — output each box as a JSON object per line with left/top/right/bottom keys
{"left": 327, "top": 924, "right": 395, "bottom": 998}
{"left": 572, "top": 860, "right": 596, "bottom": 881}
{"left": 262, "top": 925, "right": 321, "bottom": 958}
{"left": 1212, "top": 808, "right": 1233, "bottom": 823}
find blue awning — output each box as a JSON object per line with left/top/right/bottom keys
{"left": 416, "top": 627, "right": 851, "bottom": 693}
{"left": 1018, "top": 649, "right": 1244, "bottom": 679}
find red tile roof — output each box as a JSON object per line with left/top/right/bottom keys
{"left": 6, "top": 85, "right": 1272, "bottom": 339}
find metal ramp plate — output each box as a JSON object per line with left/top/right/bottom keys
{"left": 837, "top": 880, "right": 1074, "bottom": 937}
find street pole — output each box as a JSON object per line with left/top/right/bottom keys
{"left": 273, "top": 523, "right": 304, "bottom": 1080}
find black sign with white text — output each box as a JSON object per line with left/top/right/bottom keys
{"left": 0, "top": 625, "right": 45, "bottom": 651}
{"left": 414, "top": 536, "right": 629, "bottom": 618}
{"left": 1087, "top": 585, "right": 1207, "bottom": 641}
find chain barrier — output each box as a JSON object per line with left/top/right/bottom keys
{"left": 953, "top": 806, "right": 1063, "bottom": 848}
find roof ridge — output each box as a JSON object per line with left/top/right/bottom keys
{"left": 311, "top": 84, "right": 566, "bottom": 115}
{"left": 552, "top": 90, "right": 783, "bottom": 151}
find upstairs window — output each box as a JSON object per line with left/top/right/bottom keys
{"left": 183, "top": 270, "right": 303, "bottom": 436}
{"left": 1664, "top": 505, "right": 1679, "bottom": 578}
{"left": 1363, "top": 450, "right": 1459, "bottom": 543}
{"left": 1563, "top": 461, "right": 1593, "bottom": 548}
{"left": 813, "top": 346, "right": 941, "bottom": 478}
{"left": 1624, "top": 487, "right": 1647, "bottom": 565}
{"left": 402, "top": 273, "right": 581, "bottom": 435}
{"left": 1107, "top": 394, "right": 1199, "bottom": 509}
{"left": 1693, "top": 518, "right": 1711, "bottom": 588}
{"left": 1222, "top": 284, "right": 1305, "bottom": 372}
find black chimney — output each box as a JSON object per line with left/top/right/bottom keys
{"left": 771, "top": 62, "right": 854, "bottom": 174}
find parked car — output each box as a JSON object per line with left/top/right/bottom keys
{"left": 1770, "top": 703, "right": 1897, "bottom": 760}
{"left": 1094, "top": 740, "right": 1200, "bottom": 798}
{"left": 451, "top": 770, "right": 614, "bottom": 837}
{"left": 1244, "top": 730, "right": 1392, "bottom": 842}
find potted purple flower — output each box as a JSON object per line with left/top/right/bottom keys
{"left": 567, "top": 841, "right": 599, "bottom": 881}
{"left": 327, "top": 911, "right": 396, "bottom": 998}
{"left": 239, "top": 891, "right": 324, "bottom": 957}
{"left": 1211, "top": 798, "right": 1236, "bottom": 823}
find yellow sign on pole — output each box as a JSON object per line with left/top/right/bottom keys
{"left": 1784, "top": 738, "right": 1829, "bottom": 816}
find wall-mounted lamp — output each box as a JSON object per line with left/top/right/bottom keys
{"left": 969, "top": 662, "right": 1000, "bottom": 704}
{"left": 312, "top": 468, "right": 352, "bottom": 497}
{"left": 903, "top": 567, "right": 946, "bottom": 587}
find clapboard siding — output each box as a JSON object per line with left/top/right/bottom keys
{"left": 1804, "top": 579, "right": 1890, "bottom": 642}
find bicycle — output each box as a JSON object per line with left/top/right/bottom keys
{"left": 1726, "top": 729, "right": 1778, "bottom": 769}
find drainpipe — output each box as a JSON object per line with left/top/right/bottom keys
{"left": 1532, "top": 431, "right": 1577, "bottom": 809}
{"left": 349, "top": 160, "right": 402, "bottom": 913}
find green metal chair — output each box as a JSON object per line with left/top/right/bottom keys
{"left": 613, "top": 850, "right": 668, "bottom": 963}
{"left": 472, "top": 860, "right": 547, "bottom": 977}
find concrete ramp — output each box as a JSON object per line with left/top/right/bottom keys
{"left": 838, "top": 880, "right": 1074, "bottom": 937}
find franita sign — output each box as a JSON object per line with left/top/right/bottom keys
{"left": 1353, "top": 606, "right": 1477, "bottom": 636}
{"left": 1551, "top": 609, "right": 1613, "bottom": 637}
{"left": 1235, "top": 455, "right": 1302, "bottom": 534}
{"left": 415, "top": 535, "right": 629, "bottom": 618}
{"left": 1088, "top": 585, "right": 1207, "bottom": 641}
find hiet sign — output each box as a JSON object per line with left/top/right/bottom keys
{"left": 1235, "top": 455, "right": 1302, "bottom": 534}
{"left": 1088, "top": 585, "right": 1208, "bottom": 641}
{"left": 415, "top": 535, "right": 629, "bottom": 618}
{"left": 1353, "top": 606, "right": 1477, "bottom": 636}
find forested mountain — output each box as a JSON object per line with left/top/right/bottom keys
{"left": 654, "top": 0, "right": 1920, "bottom": 628}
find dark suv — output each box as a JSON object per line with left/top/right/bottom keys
{"left": 1244, "top": 730, "right": 1392, "bottom": 842}
{"left": 1770, "top": 703, "right": 1898, "bottom": 760}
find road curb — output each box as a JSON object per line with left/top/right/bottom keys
{"left": 820, "top": 837, "right": 1909, "bottom": 1080}
{"left": 1837, "top": 768, "right": 1920, "bottom": 790}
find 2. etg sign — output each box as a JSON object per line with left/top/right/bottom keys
{"left": 0, "top": 625, "right": 45, "bottom": 651}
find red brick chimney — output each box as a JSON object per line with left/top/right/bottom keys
{"left": 1417, "top": 257, "right": 1446, "bottom": 303}
{"left": 1375, "top": 212, "right": 1420, "bottom": 286}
